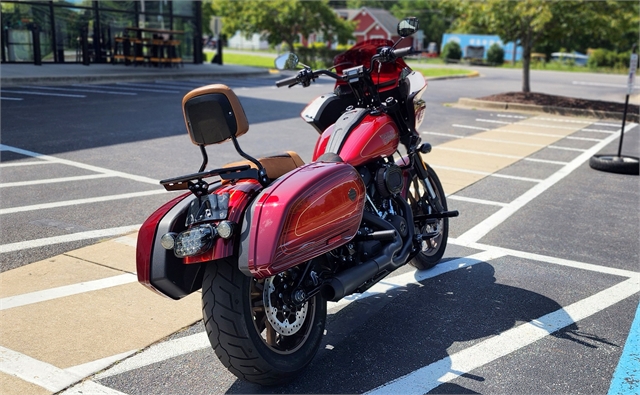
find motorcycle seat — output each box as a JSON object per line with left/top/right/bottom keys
{"left": 224, "top": 151, "right": 305, "bottom": 180}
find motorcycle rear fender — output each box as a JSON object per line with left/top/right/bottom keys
{"left": 136, "top": 179, "right": 263, "bottom": 299}
{"left": 241, "top": 162, "right": 366, "bottom": 279}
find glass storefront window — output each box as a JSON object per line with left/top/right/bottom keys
{"left": 2, "top": 0, "right": 200, "bottom": 64}
{"left": 172, "top": 0, "right": 194, "bottom": 16}
{"left": 140, "top": 0, "right": 169, "bottom": 16}
{"left": 2, "top": 2, "right": 54, "bottom": 62}
{"left": 97, "top": 1, "right": 136, "bottom": 12}
{"left": 53, "top": 6, "right": 94, "bottom": 62}
{"left": 172, "top": 16, "right": 194, "bottom": 62}
{"left": 140, "top": 13, "right": 168, "bottom": 30}
{"left": 53, "top": 0, "right": 93, "bottom": 9}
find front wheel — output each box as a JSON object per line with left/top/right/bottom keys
{"left": 202, "top": 258, "right": 327, "bottom": 385}
{"left": 408, "top": 164, "right": 449, "bottom": 270}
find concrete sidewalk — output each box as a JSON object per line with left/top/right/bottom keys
{"left": 0, "top": 62, "right": 271, "bottom": 87}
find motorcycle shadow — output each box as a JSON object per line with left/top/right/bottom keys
{"left": 226, "top": 260, "right": 586, "bottom": 394}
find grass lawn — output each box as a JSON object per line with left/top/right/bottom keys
{"left": 412, "top": 67, "right": 477, "bottom": 78}
{"left": 205, "top": 51, "right": 276, "bottom": 68}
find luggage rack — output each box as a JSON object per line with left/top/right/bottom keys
{"left": 160, "top": 164, "right": 255, "bottom": 192}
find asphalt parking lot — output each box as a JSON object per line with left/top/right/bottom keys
{"left": 1, "top": 68, "right": 638, "bottom": 395}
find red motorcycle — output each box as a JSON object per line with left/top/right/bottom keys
{"left": 137, "top": 17, "right": 457, "bottom": 385}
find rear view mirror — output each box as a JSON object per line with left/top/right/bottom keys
{"left": 397, "top": 17, "right": 419, "bottom": 37}
{"left": 182, "top": 85, "right": 249, "bottom": 145}
{"left": 275, "top": 53, "right": 299, "bottom": 70}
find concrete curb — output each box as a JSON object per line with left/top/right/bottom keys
{"left": 0, "top": 69, "right": 271, "bottom": 87}
{"left": 455, "top": 97, "right": 639, "bottom": 122}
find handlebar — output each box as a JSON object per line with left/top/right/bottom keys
{"left": 275, "top": 46, "right": 412, "bottom": 88}
{"left": 276, "top": 69, "right": 343, "bottom": 88}
{"left": 392, "top": 46, "right": 414, "bottom": 59}
{"left": 275, "top": 75, "right": 299, "bottom": 88}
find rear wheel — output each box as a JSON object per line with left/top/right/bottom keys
{"left": 202, "top": 258, "right": 326, "bottom": 385}
{"left": 408, "top": 165, "right": 449, "bottom": 270}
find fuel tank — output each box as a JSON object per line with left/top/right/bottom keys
{"left": 313, "top": 110, "right": 400, "bottom": 167}
{"left": 246, "top": 162, "right": 365, "bottom": 278}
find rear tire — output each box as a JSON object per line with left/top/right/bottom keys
{"left": 408, "top": 165, "right": 449, "bottom": 270}
{"left": 202, "top": 258, "right": 327, "bottom": 385}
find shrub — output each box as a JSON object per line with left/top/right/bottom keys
{"left": 487, "top": 43, "right": 504, "bottom": 65}
{"left": 293, "top": 43, "right": 343, "bottom": 69}
{"left": 587, "top": 48, "right": 636, "bottom": 70}
{"left": 441, "top": 41, "right": 462, "bottom": 62}
{"left": 587, "top": 48, "right": 608, "bottom": 68}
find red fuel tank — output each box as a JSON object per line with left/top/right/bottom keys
{"left": 248, "top": 162, "right": 365, "bottom": 278}
{"left": 313, "top": 112, "right": 399, "bottom": 167}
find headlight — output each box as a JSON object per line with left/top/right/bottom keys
{"left": 217, "top": 220, "right": 234, "bottom": 239}
{"left": 174, "top": 225, "right": 215, "bottom": 258}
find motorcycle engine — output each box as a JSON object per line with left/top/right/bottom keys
{"left": 375, "top": 164, "right": 403, "bottom": 197}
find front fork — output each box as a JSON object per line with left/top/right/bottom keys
{"left": 410, "top": 149, "right": 459, "bottom": 221}
{"left": 412, "top": 150, "right": 441, "bottom": 213}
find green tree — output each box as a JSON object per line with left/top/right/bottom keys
{"left": 450, "top": 0, "right": 556, "bottom": 92}
{"left": 449, "top": 0, "right": 639, "bottom": 92}
{"left": 345, "top": 0, "right": 396, "bottom": 11}
{"left": 211, "top": 0, "right": 354, "bottom": 52}
{"left": 390, "top": 0, "right": 451, "bottom": 51}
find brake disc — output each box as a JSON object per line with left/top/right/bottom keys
{"left": 263, "top": 275, "right": 308, "bottom": 336}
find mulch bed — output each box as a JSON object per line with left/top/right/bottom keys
{"left": 477, "top": 92, "right": 639, "bottom": 115}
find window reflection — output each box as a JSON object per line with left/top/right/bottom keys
{"left": 1, "top": 0, "right": 199, "bottom": 64}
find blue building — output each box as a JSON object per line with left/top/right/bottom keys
{"left": 441, "top": 33, "right": 522, "bottom": 62}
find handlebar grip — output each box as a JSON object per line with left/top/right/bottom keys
{"left": 276, "top": 75, "right": 299, "bottom": 88}
{"left": 393, "top": 46, "right": 414, "bottom": 58}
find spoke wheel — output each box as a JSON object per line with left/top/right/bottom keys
{"left": 202, "top": 258, "right": 326, "bottom": 385}
{"left": 408, "top": 164, "right": 449, "bottom": 270}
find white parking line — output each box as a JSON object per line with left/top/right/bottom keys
{"left": 0, "top": 345, "right": 84, "bottom": 391}
{"left": 0, "top": 345, "right": 123, "bottom": 394}
{"left": 452, "top": 124, "right": 490, "bottom": 131}
{"left": 73, "top": 83, "right": 180, "bottom": 94}
{"left": 20, "top": 86, "right": 138, "bottom": 96}
{"left": 0, "top": 90, "right": 85, "bottom": 98}
{"left": 366, "top": 275, "right": 640, "bottom": 395}
{"left": 476, "top": 118, "right": 618, "bottom": 134}
{"left": 0, "top": 190, "right": 165, "bottom": 215}
{"left": 0, "top": 273, "right": 137, "bottom": 310}
{"left": 523, "top": 157, "right": 569, "bottom": 165}
{"left": 447, "top": 195, "right": 508, "bottom": 207}
{"left": 0, "top": 160, "right": 49, "bottom": 168}
{"left": 573, "top": 81, "right": 638, "bottom": 89}
{"left": 458, "top": 240, "right": 639, "bottom": 278}
{"left": 0, "top": 173, "right": 116, "bottom": 188}
{"left": 425, "top": 130, "right": 602, "bottom": 142}
{"left": 0, "top": 224, "right": 141, "bottom": 253}
{"left": 436, "top": 146, "right": 523, "bottom": 159}
{"left": 495, "top": 114, "right": 621, "bottom": 127}
{"left": 94, "top": 332, "right": 210, "bottom": 380}
{"left": 0, "top": 97, "right": 23, "bottom": 101}
{"left": 455, "top": 123, "right": 636, "bottom": 245}
{"left": 113, "top": 82, "right": 186, "bottom": 91}
{"left": 547, "top": 145, "right": 587, "bottom": 152}
{"left": 0, "top": 144, "right": 160, "bottom": 185}
{"left": 430, "top": 164, "right": 542, "bottom": 183}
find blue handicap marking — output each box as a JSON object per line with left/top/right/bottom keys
{"left": 608, "top": 300, "right": 640, "bottom": 395}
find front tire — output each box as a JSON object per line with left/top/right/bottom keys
{"left": 202, "top": 258, "right": 327, "bottom": 385}
{"left": 408, "top": 164, "right": 449, "bottom": 270}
